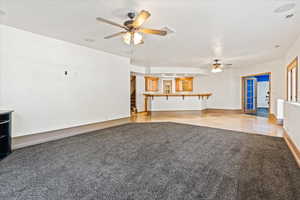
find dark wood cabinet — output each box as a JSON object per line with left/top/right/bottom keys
{"left": 0, "top": 111, "right": 13, "bottom": 160}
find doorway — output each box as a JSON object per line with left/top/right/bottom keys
{"left": 130, "top": 75, "right": 137, "bottom": 115}
{"left": 242, "top": 73, "right": 271, "bottom": 118}
{"left": 163, "top": 80, "right": 172, "bottom": 94}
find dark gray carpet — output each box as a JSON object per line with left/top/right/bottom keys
{"left": 0, "top": 122, "right": 299, "bottom": 200}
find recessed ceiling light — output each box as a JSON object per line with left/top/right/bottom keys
{"left": 274, "top": 3, "right": 296, "bottom": 13}
{"left": 84, "top": 38, "right": 95, "bottom": 42}
{"left": 286, "top": 13, "right": 294, "bottom": 19}
{"left": 275, "top": 45, "right": 281, "bottom": 48}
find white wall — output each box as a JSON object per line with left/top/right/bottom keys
{"left": 257, "top": 81, "right": 269, "bottom": 108}
{"left": 148, "top": 67, "right": 207, "bottom": 75}
{"left": 0, "top": 24, "right": 3, "bottom": 106}
{"left": 130, "top": 65, "right": 146, "bottom": 74}
{"left": 151, "top": 97, "right": 206, "bottom": 111}
{"left": 284, "top": 102, "right": 300, "bottom": 149}
{"left": 197, "top": 59, "right": 285, "bottom": 115}
{"left": 0, "top": 25, "right": 131, "bottom": 137}
{"left": 198, "top": 69, "right": 240, "bottom": 110}
{"left": 135, "top": 74, "right": 145, "bottom": 112}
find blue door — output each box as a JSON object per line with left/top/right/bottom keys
{"left": 244, "top": 78, "right": 257, "bottom": 112}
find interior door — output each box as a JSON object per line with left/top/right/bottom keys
{"left": 244, "top": 77, "right": 257, "bottom": 113}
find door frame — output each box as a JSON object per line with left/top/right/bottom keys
{"left": 286, "top": 57, "right": 298, "bottom": 101}
{"left": 241, "top": 72, "right": 271, "bottom": 114}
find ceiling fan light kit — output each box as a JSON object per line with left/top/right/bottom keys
{"left": 211, "top": 66, "right": 223, "bottom": 73}
{"left": 123, "top": 32, "right": 143, "bottom": 45}
{"left": 96, "top": 10, "right": 167, "bottom": 45}
{"left": 211, "top": 59, "right": 224, "bottom": 73}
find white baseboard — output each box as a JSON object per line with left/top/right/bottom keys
{"left": 12, "top": 117, "right": 131, "bottom": 150}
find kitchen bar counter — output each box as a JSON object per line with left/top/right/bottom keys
{"left": 144, "top": 93, "right": 212, "bottom": 99}
{"left": 143, "top": 93, "right": 212, "bottom": 112}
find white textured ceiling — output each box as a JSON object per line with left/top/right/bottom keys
{"left": 0, "top": 0, "right": 299, "bottom": 68}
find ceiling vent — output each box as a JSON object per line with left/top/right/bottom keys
{"left": 286, "top": 13, "right": 294, "bottom": 19}
{"left": 274, "top": 3, "right": 296, "bottom": 13}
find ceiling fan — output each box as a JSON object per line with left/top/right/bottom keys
{"left": 96, "top": 10, "right": 167, "bottom": 45}
{"left": 211, "top": 59, "right": 232, "bottom": 73}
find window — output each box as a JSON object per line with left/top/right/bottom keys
{"left": 145, "top": 77, "right": 159, "bottom": 92}
{"left": 163, "top": 80, "right": 172, "bottom": 94}
{"left": 175, "top": 77, "right": 193, "bottom": 92}
{"left": 287, "top": 57, "right": 298, "bottom": 102}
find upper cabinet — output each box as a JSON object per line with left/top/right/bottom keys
{"left": 144, "top": 76, "right": 194, "bottom": 93}
{"left": 175, "top": 77, "right": 193, "bottom": 92}
{"left": 145, "top": 76, "right": 159, "bottom": 92}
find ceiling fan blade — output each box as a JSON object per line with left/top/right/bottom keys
{"left": 132, "top": 10, "right": 151, "bottom": 28}
{"left": 96, "top": 17, "right": 127, "bottom": 30}
{"left": 104, "top": 31, "right": 127, "bottom": 39}
{"left": 139, "top": 28, "right": 167, "bottom": 36}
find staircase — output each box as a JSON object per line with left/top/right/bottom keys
{"left": 131, "top": 90, "right": 137, "bottom": 113}
{"left": 130, "top": 76, "right": 137, "bottom": 114}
